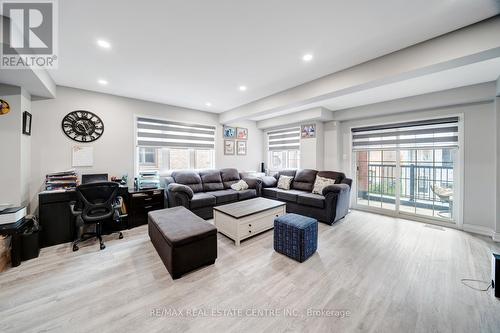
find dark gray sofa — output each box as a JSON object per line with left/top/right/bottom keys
{"left": 163, "top": 168, "right": 261, "bottom": 219}
{"left": 261, "top": 169, "right": 352, "bottom": 225}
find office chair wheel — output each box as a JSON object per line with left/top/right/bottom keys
{"left": 119, "top": 232, "right": 123, "bottom": 239}
{"left": 73, "top": 244, "right": 79, "bottom": 252}
{"left": 100, "top": 243, "right": 106, "bottom": 250}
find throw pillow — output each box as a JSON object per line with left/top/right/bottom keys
{"left": 312, "top": 175, "right": 336, "bottom": 195}
{"left": 230, "top": 179, "right": 249, "bottom": 191}
{"left": 277, "top": 175, "right": 293, "bottom": 190}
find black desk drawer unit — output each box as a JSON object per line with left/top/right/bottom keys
{"left": 38, "top": 187, "right": 160, "bottom": 248}
{"left": 128, "top": 189, "right": 164, "bottom": 228}
{"left": 39, "top": 191, "right": 77, "bottom": 247}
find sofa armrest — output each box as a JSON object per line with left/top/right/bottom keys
{"left": 340, "top": 178, "right": 352, "bottom": 188}
{"left": 322, "top": 183, "right": 350, "bottom": 196}
{"left": 167, "top": 183, "right": 194, "bottom": 199}
{"left": 242, "top": 177, "right": 262, "bottom": 196}
{"left": 260, "top": 176, "right": 277, "bottom": 188}
{"left": 242, "top": 177, "right": 261, "bottom": 189}
{"left": 167, "top": 183, "right": 194, "bottom": 208}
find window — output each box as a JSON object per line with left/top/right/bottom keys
{"left": 352, "top": 117, "right": 460, "bottom": 223}
{"left": 267, "top": 127, "right": 300, "bottom": 171}
{"left": 138, "top": 147, "right": 157, "bottom": 168}
{"left": 169, "top": 149, "right": 190, "bottom": 170}
{"left": 195, "top": 149, "right": 214, "bottom": 169}
{"left": 136, "top": 117, "right": 215, "bottom": 173}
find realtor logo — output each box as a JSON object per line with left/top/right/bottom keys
{"left": 1, "top": 0, "right": 58, "bottom": 69}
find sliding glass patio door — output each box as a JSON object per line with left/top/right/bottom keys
{"left": 353, "top": 117, "right": 459, "bottom": 224}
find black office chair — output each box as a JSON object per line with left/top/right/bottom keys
{"left": 70, "top": 182, "right": 124, "bottom": 251}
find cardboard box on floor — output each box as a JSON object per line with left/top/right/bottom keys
{"left": 0, "top": 236, "right": 11, "bottom": 272}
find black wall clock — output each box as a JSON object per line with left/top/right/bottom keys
{"left": 62, "top": 110, "right": 104, "bottom": 142}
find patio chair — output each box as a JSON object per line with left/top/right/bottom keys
{"left": 431, "top": 184, "right": 453, "bottom": 219}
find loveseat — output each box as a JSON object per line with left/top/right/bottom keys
{"left": 164, "top": 168, "right": 261, "bottom": 219}
{"left": 261, "top": 169, "right": 352, "bottom": 225}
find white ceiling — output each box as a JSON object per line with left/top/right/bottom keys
{"left": 250, "top": 57, "right": 500, "bottom": 120}
{"left": 50, "top": 0, "right": 500, "bottom": 113}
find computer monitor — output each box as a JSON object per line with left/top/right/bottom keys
{"left": 81, "top": 173, "right": 108, "bottom": 184}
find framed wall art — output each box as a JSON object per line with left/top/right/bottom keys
{"left": 224, "top": 140, "right": 235, "bottom": 155}
{"left": 223, "top": 126, "right": 236, "bottom": 139}
{"left": 236, "top": 141, "right": 247, "bottom": 155}
{"left": 301, "top": 124, "right": 316, "bottom": 139}
{"left": 236, "top": 127, "right": 248, "bottom": 140}
{"left": 22, "top": 111, "right": 32, "bottom": 135}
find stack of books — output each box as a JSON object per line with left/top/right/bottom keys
{"left": 45, "top": 170, "right": 78, "bottom": 191}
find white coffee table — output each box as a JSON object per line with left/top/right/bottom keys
{"left": 213, "top": 197, "right": 286, "bottom": 246}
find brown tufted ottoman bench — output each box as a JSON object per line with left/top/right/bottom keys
{"left": 148, "top": 206, "right": 217, "bottom": 279}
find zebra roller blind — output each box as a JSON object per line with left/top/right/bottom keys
{"left": 136, "top": 117, "right": 216, "bottom": 149}
{"left": 351, "top": 117, "right": 459, "bottom": 150}
{"left": 267, "top": 127, "right": 300, "bottom": 151}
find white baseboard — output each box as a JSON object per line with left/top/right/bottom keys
{"left": 462, "top": 224, "right": 496, "bottom": 239}
{"left": 492, "top": 232, "right": 500, "bottom": 242}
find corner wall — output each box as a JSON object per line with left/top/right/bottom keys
{"left": 0, "top": 84, "right": 31, "bottom": 208}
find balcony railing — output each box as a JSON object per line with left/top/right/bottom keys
{"left": 359, "top": 163, "right": 454, "bottom": 212}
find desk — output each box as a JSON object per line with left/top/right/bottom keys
{"left": 38, "top": 187, "right": 164, "bottom": 248}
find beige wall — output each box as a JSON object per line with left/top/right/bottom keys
{"left": 29, "top": 86, "right": 263, "bottom": 212}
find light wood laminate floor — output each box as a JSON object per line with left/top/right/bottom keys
{"left": 0, "top": 211, "right": 499, "bottom": 333}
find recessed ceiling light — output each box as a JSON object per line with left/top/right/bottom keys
{"left": 97, "top": 39, "right": 111, "bottom": 49}
{"left": 302, "top": 54, "right": 313, "bottom": 62}
{"left": 98, "top": 79, "right": 108, "bottom": 85}
{"left": 205, "top": 102, "right": 212, "bottom": 107}
{"left": 239, "top": 85, "right": 247, "bottom": 91}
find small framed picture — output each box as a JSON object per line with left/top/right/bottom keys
{"left": 301, "top": 124, "right": 316, "bottom": 139}
{"left": 237, "top": 141, "right": 247, "bottom": 155}
{"left": 236, "top": 127, "right": 248, "bottom": 140}
{"left": 223, "top": 126, "right": 236, "bottom": 139}
{"left": 22, "top": 111, "right": 32, "bottom": 136}
{"left": 224, "top": 140, "right": 235, "bottom": 155}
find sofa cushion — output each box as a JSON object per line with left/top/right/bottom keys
{"left": 230, "top": 180, "right": 248, "bottom": 191}
{"left": 292, "top": 169, "right": 318, "bottom": 192}
{"left": 190, "top": 192, "right": 216, "bottom": 209}
{"left": 199, "top": 170, "right": 224, "bottom": 192}
{"left": 172, "top": 170, "right": 203, "bottom": 193}
{"left": 261, "top": 176, "right": 277, "bottom": 188}
{"left": 297, "top": 193, "right": 325, "bottom": 208}
{"left": 262, "top": 187, "right": 280, "bottom": 198}
{"left": 277, "top": 175, "right": 293, "bottom": 190}
{"left": 237, "top": 189, "right": 257, "bottom": 200}
{"left": 276, "top": 190, "right": 308, "bottom": 203}
{"left": 317, "top": 171, "right": 345, "bottom": 184}
{"left": 209, "top": 189, "right": 238, "bottom": 204}
{"left": 220, "top": 168, "right": 241, "bottom": 189}
{"left": 312, "top": 175, "right": 337, "bottom": 195}
{"left": 274, "top": 170, "right": 297, "bottom": 180}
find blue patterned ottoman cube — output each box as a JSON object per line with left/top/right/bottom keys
{"left": 274, "top": 213, "right": 318, "bottom": 262}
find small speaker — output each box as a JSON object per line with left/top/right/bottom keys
{"left": 492, "top": 253, "right": 500, "bottom": 298}
{"left": 260, "top": 162, "right": 265, "bottom": 173}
